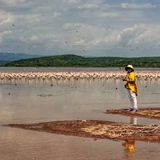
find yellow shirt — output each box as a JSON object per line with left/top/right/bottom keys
{"left": 125, "top": 72, "right": 138, "bottom": 95}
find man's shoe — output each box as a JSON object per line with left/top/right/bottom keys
{"left": 128, "top": 108, "right": 134, "bottom": 111}
{"left": 131, "top": 109, "right": 138, "bottom": 113}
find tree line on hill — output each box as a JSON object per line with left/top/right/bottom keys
{"left": 3, "top": 54, "right": 160, "bottom": 68}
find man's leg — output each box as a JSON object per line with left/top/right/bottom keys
{"left": 130, "top": 90, "right": 138, "bottom": 111}
{"left": 127, "top": 89, "right": 134, "bottom": 110}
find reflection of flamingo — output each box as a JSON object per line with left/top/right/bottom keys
{"left": 0, "top": 71, "right": 160, "bottom": 81}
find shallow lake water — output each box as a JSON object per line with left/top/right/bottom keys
{"left": 0, "top": 68, "right": 160, "bottom": 160}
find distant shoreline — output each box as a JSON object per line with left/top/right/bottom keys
{"left": 2, "top": 54, "right": 160, "bottom": 68}
{"left": 0, "top": 67, "right": 159, "bottom": 73}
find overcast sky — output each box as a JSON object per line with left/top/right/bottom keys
{"left": 0, "top": 0, "right": 160, "bottom": 57}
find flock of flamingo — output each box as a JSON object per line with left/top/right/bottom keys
{"left": 0, "top": 71, "right": 159, "bottom": 82}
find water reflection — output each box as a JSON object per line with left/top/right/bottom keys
{"left": 130, "top": 116, "right": 137, "bottom": 126}
{"left": 123, "top": 140, "right": 135, "bottom": 154}
{"left": 0, "top": 74, "right": 160, "bottom": 159}
{"left": 123, "top": 116, "right": 137, "bottom": 158}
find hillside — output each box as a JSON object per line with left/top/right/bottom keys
{"left": 0, "top": 52, "right": 42, "bottom": 61}
{"left": 0, "top": 60, "right": 9, "bottom": 66}
{"left": 3, "top": 54, "right": 160, "bottom": 68}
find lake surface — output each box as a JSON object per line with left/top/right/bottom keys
{"left": 0, "top": 68, "right": 160, "bottom": 160}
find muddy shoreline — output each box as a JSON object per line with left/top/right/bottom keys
{"left": 4, "top": 108, "right": 160, "bottom": 143}
{"left": 106, "top": 108, "right": 160, "bottom": 119}
{"left": 5, "top": 119, "right": 160, "bottom": 143}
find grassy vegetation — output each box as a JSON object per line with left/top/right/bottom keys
{"left": 3, "top": 54, "right": 160, "bottom": 68}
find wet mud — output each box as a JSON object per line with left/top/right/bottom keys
{"left": 5, "top": 119, "right": 160, "bottom": 143}
{"left": 106, "top": 108, "right": 160, "bottom": 119}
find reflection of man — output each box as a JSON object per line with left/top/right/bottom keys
{"left": 130, "top": 116, "right": 137, "bottom": 125}
{"left": 122, "top": 116, "right": 137, "bottom": 153}
{"left": 122, "top": 140, "right": 135, "bottom": 153}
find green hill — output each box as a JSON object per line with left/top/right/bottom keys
{"left": 0, "top": 60, "right": 9, "bottom": 66}
{"left": 3, "top": 54, "right": 160, "bottom": 68}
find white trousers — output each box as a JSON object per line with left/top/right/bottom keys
{"left": 127, "top": 89, "right": 138, "bottom": 109}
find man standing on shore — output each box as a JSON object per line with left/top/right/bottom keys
{"left": 123, "top": 65, "right": 138, "bottom": 112}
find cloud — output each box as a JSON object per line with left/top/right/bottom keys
{"left": 99, "top": 12, "right": 119, "bottom": 18}
{"left": 0, "top": 31, "right": 12, "bottom": 43}
{"left": 77, "top": 3, "right": 99, "bottom": 9}
{"left": 62, "top": 22, "right": 160, "bottom": 54}
{"left": 67, "top": 0, "right": 100, "bottom": 9}
{"left": 0, "top": 14, "right": 14, "bottom": 26}
{"left": 0, "top": 0, "right": 159, "bottom": 57}
{"left": 121, "top": 3, "right": 157, "bottom": 9}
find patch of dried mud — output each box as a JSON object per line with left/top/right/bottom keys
{"left": 106, "top": 108, "right": 160, "bottom": 119}
{"left": 5, "top": 120, "right": 160, "bottom": 142}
